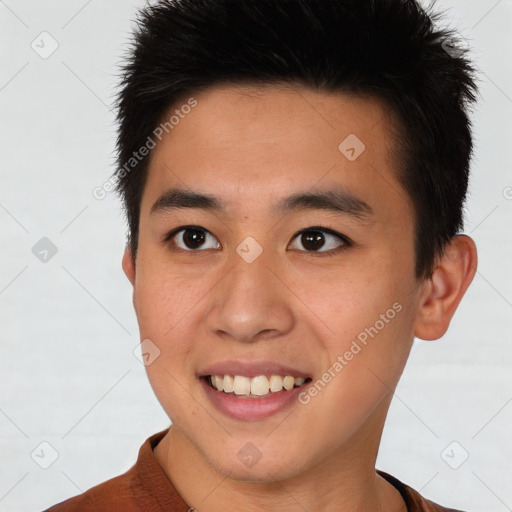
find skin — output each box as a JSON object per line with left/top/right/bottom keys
{"left": 122, "top": 83, "right": 477, "bottom": 511}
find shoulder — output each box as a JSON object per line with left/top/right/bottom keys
{"left": 377, "top": 469, "right": 467, "bottom": 512}
{"left": 43, "top": 429, "right": 172, "bottom": 512}
{"left": 43, "top": 467, "right": 140, "bottom": 512}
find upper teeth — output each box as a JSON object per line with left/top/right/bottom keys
{"left": 210, "top": 374, "right": 306, "bottom": 396}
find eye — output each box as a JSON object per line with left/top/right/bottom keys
{"left": 288, "top": 226, "right": 351, "bottom": 256}
{"left": 162, "top": 225, "right": 352, "bottom": 256}
{"left": 164, "top": 225, "right": 220, "bottom": 251}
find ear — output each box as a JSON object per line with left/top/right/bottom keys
{"left": 413, "top": 235, "right": 477, "bottom": 341}
{"left": 122, "top": 245, "right": 136, "bottom": 287}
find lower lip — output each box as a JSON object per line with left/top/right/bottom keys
{"left": 200, "top": 377, "right": 308, "bottom": 421}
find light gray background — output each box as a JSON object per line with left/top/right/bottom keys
{"left": 1, "top": 1, "right": 511, "bottom": 511}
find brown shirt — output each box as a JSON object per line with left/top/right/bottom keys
{"left": 44, "top": 428, "right": 464, "bottom": 512}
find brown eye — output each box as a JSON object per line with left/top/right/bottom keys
{"left": 299, "top": 231, "right": 326, "bottom": 251}
{"left": 167, "top": 226, "right": 220, "bottom": 251}
{"left": 288, "top": 227, "right": 350, "bottom": 255}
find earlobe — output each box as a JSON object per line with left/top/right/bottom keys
{"left": 122, "top": 246, "right": 136, "bottom": 287}
{"left": 413, "top": 235, "right": 477, "bottom": 341}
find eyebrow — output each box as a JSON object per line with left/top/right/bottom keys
{"left": 150, "top": 187, "right": 374, "bottom": 222}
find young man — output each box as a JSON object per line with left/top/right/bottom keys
{"left": 46, "top": 0, "right": 478, "bottom": 510}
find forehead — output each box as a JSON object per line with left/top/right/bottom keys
{"left": 142, "top": 83, "right": 413, "bottom": 224}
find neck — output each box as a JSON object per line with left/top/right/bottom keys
{"left": 154, "top": 399, "right": 407, "bottom": 512}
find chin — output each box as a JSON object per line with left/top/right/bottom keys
{"left": 203, "top": 441, "right": 312, "bottom": 483}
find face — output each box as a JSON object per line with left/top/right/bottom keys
{"left": 123, "top": 84, "right": 429, "bottom": 481}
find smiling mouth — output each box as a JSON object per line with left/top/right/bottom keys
{"left": 204, "top": 374, "right": 312, "bottom": 399}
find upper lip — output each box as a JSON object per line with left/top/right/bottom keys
{"left": 199, "top": 360, "right": 311, "bottom": 379}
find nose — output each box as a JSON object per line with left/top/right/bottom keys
{"left": 204, "top": 249, "right": 295, "bottom": 344}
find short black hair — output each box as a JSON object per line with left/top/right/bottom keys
{"left": 113, "top": 0, "right": 478, "bottom": 280}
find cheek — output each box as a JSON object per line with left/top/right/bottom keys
{"left": 133, "top": 257, "right": 197, "bottom": 340}
{"left": 137, "top": 273, "right": 199, "bottom": 420}
{"left": 307, "top": 314, "right": 412, "bottom": 442}
{"left": 145, "top": 360, "right": 202, "bottom": 430}
{"left": 313, "top": 277, "right": 413, "bottom": 398}
{"left": 308, "top": 274, "right": 395, "bottom": 342}
{"left": 133, "top": 277, "right": 200, "bottom": 418}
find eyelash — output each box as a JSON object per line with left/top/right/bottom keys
{"left": 161, "top": 225, "right": 352, "bottom": 257}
